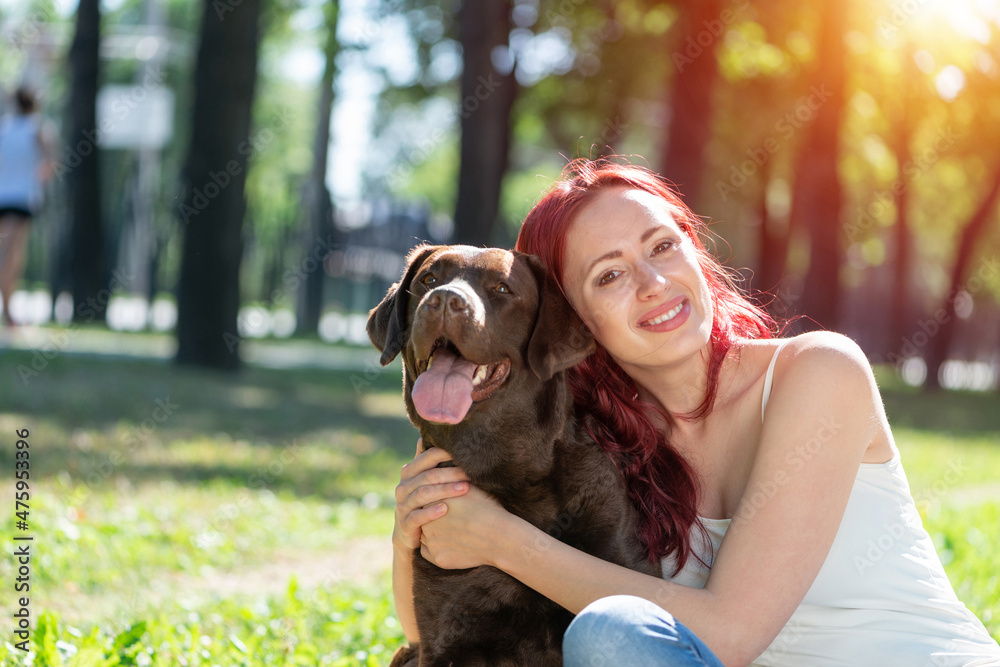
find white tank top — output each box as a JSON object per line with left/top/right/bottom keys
{"left": 661, "top": 339, "right": 1000, "bottom": 666}
{"left": 0, "top": 114, "right": 43, "bottom": 211}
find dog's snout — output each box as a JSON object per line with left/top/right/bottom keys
{"left": 446, "top": 291, "right": 467, "bottom": 313}
{"left": 424, "top": 287, "right": 469, "bottom": 316}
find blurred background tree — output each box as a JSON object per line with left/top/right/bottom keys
{"left": 0, "top": 0, "right": 998, "bottom": 391}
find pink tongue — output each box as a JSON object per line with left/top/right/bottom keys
{"left": 412, "top": 348, "right": 478, "bottom": 424}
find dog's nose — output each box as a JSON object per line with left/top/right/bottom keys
{"left": 425, "top": 288, "right": 468, "bottom": 315}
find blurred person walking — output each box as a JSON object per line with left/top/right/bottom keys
{"left": 0, "top": 86, "right": 52, "bottom": 327}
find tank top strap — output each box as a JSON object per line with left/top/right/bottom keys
{"left": 761, "top": 338, "right": 792, "bottom": 424}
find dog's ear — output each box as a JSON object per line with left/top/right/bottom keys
{"left": 524, "top": 253, "right": 596, "bottom": 381}
{"left": 368, "top": 244, "right": 441, "bottom": 366}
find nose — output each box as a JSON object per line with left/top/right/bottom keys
{"left": 424, "top": 287, "right": 469, "bottom": 316}
{"left": 636, "top": 262, "right": 668, "bottom": 300}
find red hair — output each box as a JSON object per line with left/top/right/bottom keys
{"left": 516, "top": 158, "right": 776, "bottom": 570}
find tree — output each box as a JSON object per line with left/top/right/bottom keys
{"left": 452, "top": 0, "right": 518, "bottom": 246}
{"left": 66, "top": 0, "right": 107, "bottom": 323}
{"left": 296, "top": 0, "right": 339, "bottom": 336}
{"left": 175, "top": 0, "right": 262, "bottom": 370}
{"left": 789, "top": 0, "right": 848, "bottom": 331}
{"left": 922, "top": 164, "right": 1000, "bottom": 391}
{"left": 888, "top": 47, "right": 919, "bottom": 356}
{"left": 658, "top": 0, "right": 722, "bottom": 210}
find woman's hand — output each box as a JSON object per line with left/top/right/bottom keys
{"left": 420, "top": 484, "right": 511, "bottom": 570}
{"left": 393, "top": 439, "right": 470, "bottom": 552}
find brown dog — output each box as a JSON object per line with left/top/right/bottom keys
{"left": 368, "top": 244, "right": 658, "bottom": 667}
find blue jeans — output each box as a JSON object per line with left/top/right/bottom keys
{"left": 563, "top": 595, "right": 725, "bottom": 667}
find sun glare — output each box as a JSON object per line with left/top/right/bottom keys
{"left": 905, "top": 0, "right": 998, "bottom": 44}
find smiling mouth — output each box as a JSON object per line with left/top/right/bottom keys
{"left": 640, "top": 299, "right": 686, "bottom": 326}
{"left": 417, "top": 338, "right": 511, "bottom": 402}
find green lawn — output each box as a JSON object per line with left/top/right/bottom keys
{"left": 0, "top": 343, "right": 996, "bottom": 665}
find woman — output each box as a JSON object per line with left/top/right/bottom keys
{"left": 392, "top": 159, "right": 1000, "bottom": 666}
{"left": 0, "top": 86, "right": 51, "bottom": 327}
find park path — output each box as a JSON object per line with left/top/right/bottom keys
{"left": 0, "top": 325, "right": 397, "bottom": 625}
{"left": 44, "top": 536, "right": 393, "bottom": 628}
{"left": 0, "top": 324, "right": 384, "bottom": 372}
{"left": 167, "top": 535, "right": 393, "bottom": 598}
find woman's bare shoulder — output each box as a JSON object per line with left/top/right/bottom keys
{"left": 774, "top": 331, "right": 872, "bottom": 378}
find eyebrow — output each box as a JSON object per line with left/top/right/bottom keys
{"left": 584, "top": 226, "right": 663, "bottom": 277}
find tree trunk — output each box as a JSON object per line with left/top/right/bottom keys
{"left": 923, "top": 163, "right": 1000, "bottom": 391}
{"left": 175, "top": 0, "right": 262, "bottom": 370}
{"left": 658, "top": 0, "right": 721, "bottom": 211}
{"left": 452, "top": 0, "right": 517, "bottom": 247}
{"left": 888, "top": 44, "right": 919, "bottom": 358}
{"left": 755, "top": 161, "right": 790, "bottom": 318}
{"left": 296, "top": 1, "right": 339, "bottom": 336}
{"left": 791, "top": 1, "right": 847, "bottom": 331}
{"left": 889, "top": 124, "right": 913, "bottom": 356}
{"left": 67, "top": 0, "right": 106, "bottom": 323}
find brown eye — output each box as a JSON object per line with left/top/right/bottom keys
{"left": 420, "top": 273, "right": 437, "bottom": 286}
{"left": 495, "top": 282, "right": 511, "bottom": 294}
{"left": 598, "top": 271, "right": 620, "bottom": 286}
{"left": 652, "top": 240, "right": 677, "bottom": 255}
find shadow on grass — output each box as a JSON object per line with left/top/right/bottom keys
{"left": 1, "top": 352, "right": 994, "bottom": 502}
{"left": 873, "top": 366, "right": 1000, "bottom": 438}
{"left": 0, "top": 348, "right": 419, "bottom": 499}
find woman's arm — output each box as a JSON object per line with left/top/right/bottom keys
{"left": 392, "top": 442, "right": 470, "bottom": 643}
{"left": 423, "top": 331, "right": 882, "bottom": 666}
{"left": 392, "top": 537, "right": 419, "bottom": 642}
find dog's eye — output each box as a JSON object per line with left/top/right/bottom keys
{"left": 420, "top": 273, "right": 437, "bottom": 286}
{"left": 495, "top": 282, "right": 511, "bottom": 294}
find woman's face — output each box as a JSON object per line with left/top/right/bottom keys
{"left": 561, "top": 187, "right": 714, "bottom": 372}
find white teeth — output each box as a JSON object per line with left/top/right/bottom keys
{"left": 426, "top": 354, "right": 435, "bottom": 370}
{"left": 645, "top": 302, "right": 684, "bottom": 326}
{"left": 472, "top": 365, "right": 487, "bottom": 386}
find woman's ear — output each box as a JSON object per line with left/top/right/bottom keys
{"left": 523, "top": 253, "right": 596, "bottom": 381}
{"left": 367, "top": 244, "right": 441, "bottom": 366}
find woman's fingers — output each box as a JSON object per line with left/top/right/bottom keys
{"left": 397, "top": 501, "right": 449, "bottom": 551}
{"left": 395, "top": 472, "right": 469, "bottom": 509}
{"left": 393, "top": 439, "right": 472, "bottom": 550}
{"left": 396, "top": 446, "right": 469, "bottom": 504}
{"left": 401, "top": 501, "right": 448, "bottom": 533}
{"left": 401, "top": 445, "right": 456, "bottom": 481}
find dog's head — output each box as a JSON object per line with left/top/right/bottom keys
{"left": 368, "top": 244, "right": 595, "bottom": 435}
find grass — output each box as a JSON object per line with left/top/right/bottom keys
{"left": 0, "top": 341, "right": 996, "bottom": 665}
